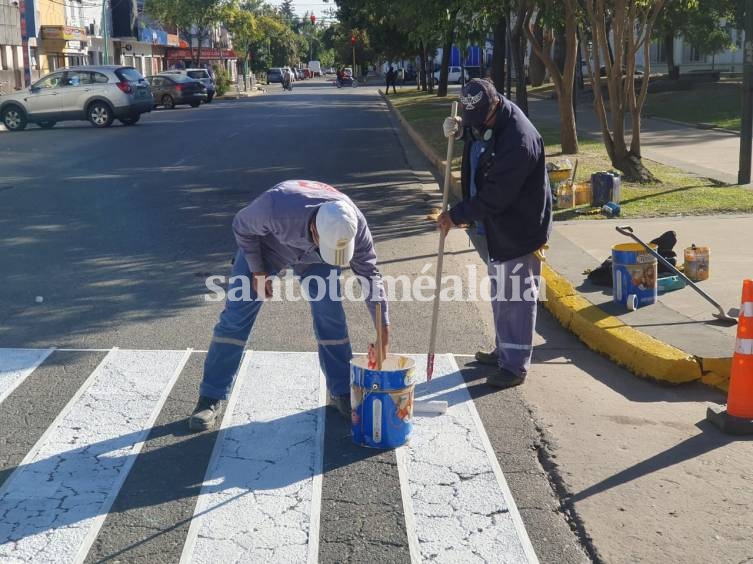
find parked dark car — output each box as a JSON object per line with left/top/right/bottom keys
{"left": 266, "top": 67, "right": 283, "bottom": 84}
{"left": 146, "top": 75, "right": 206, "bottom": 109}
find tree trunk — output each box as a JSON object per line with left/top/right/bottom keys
{"left": 437, "top": 11, "right": 457, "bottom": 97}
{"left": 511, "top": 2, "right": 528, "bottom": 114}
{"left": 557, "top": 90, "right": 578, "bottom": 154}
{"left": 418, "top": 42, "right": 426, "bottom": 91}
{"left": 491, "top": 15, "right": 507, "bottom": 91}
{"left": 553, "top": 32, "right": 567, "bottom": 74}
{"left": 528, "top": 22, "right": 546, "bottom": 87}
{"left": 665, "top": 32, "right": 679, "bottom": 79}
{"left": 505, "top": 14, "right": 513, "bottom": 98}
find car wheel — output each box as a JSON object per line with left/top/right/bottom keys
{"left": 38, "top": 120, "right": 56, "bottom": 129}
{"left": 161, "top": 95, "right": 175, "bottom": 109}
{"left": 2, "top": 106, "right": 27, "bottom": 131}
{"left": 119, "top": 115, "right": 140, "bottom": 125}
{"left": 88, "top": 101, "right": 114, "bottom": 128}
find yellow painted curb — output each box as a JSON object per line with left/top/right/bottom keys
{"left": 541, "top": 264, "right": 702, "bottom": 384}
{"left": 385, "top": 94, "right": 730, "bottom": 390}
{"left": 699, "top": 357, "right": 732, "bottom": 392}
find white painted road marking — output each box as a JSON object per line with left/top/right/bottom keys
{"left": 0, "top": 348, "right": 53, "bottom": 405}
{"left": 399, "top": 354, "right": 539, "bottom": 563}
{"left": 180, "top": 351, "right": 326, "bottom": 564}
{"left": 0, "top": 348, "right": 190, "bottom": 564}
{"left": 0, "top": 348, "right": 536, "bottom": 563}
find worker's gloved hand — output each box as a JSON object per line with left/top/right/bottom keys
{"left": 442, "top": 116, "right": 463, "bottom": 139}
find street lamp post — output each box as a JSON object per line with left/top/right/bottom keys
{"left": 101, "top": 0, "right": 109, "bottom": 64}
{"left": 738, "top": 0, "right": 753, "bottom": 184}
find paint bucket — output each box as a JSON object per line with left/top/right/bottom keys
{"left": 612, "top": 242, "right": 658, "bottom": 310}
{"left": 350, "top": 355, "right": 416, "bottom": 449}
{"left": 684, "top": 244, "right": 710, "bottom": 282}
{"left": 573, "top": 181, "right": 591, "bottom": 206}
{"left": 554, "top": 182, "right": 574, "bottom": 209}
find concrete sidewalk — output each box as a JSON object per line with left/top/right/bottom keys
{"left": 527, "top": 96, "right": 745, "bottom": 185}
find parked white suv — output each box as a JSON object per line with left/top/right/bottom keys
{"left": 160, "top": 68, "right": 216, "bottom": 102}
{"left": 0, "top": 65, "right": 152, "bottom": 131}
{"left": 433, "top": 66, "right": 470, "bottom": 84}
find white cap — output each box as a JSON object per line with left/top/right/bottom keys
{"left": 316, "top": 201, "right": 358, "bottom": 266}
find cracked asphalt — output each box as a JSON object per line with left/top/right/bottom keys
{"left": 0, "top": 80, "right": 589, "bottom": 563}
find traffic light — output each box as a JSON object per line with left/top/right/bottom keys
{"left": 351, "top": 34, "right": 356, "bottom": 46}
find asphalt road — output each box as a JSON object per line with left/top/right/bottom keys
{"left": 0, "top": 79, "right": 589, "bottom": 563}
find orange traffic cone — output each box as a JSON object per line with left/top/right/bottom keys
{"left": 707, "top": 279, "right": 753, "bottom": 434}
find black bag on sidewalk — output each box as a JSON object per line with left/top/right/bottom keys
{"left": 586, "top": 230, "right": 678, "bottom": 287}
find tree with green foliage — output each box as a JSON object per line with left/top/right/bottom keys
{"left": 582, "top": 0, "right": 666, "bottom": 181}
{"left": 146, "top": 0, "right": 224, "bottom": 66}
{"left": 524, "top": 0, "right": 580, "bottom": 153}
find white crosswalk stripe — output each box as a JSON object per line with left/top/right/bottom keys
{"left": 0, "top": 348, "right": 53, "bottom": 406}
{"left": 0, "top": 348, "right": 537, "bottom": 564}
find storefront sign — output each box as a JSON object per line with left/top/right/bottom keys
{"left": 40, "top": 26, "right": 88, "bottom": 41}
{"left": 166, "top": 48, "right": 236, "bottom": 61}
{"left": 167, "top": 34, "right": 180, "bottom": 47}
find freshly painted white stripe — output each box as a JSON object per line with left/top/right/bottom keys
{"left": 742, "top": 301, "right": 753, "bottom": 318}
{"left": 306, "top": 371, "right": 326, "bottom": 564}
{"left": 0, "top": 348, "right": 53, "bottom": 405}
{"left": 735, "top": 338, "right": 753, "bottom": 356}
{"left": 399, "top": 354, "right": 539, "bottom": 563}
{"left": 395, "top": 447, "right": 422, "bottom": 564}
{"left": 0, "top": 348, "right": 190, "bottom": 564}
{"left": 181, "top": 351, "right": 325, "bottom": 564}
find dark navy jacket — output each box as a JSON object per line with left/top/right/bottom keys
{"left": 449, "top": 95, "right": 552, "bottom": 263}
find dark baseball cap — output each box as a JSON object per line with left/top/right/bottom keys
{"left": 459, "top": 78, "right": 498, "bottom": 126}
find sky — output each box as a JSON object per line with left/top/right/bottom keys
{"left": 264, "top": 1, "right": 338, "bottom": 24}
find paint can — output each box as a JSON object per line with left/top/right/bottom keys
{"left": 591, "top": 172, "right": 621, "bottom": 206}
{"left": 573, "top": 181, "right": 591, "bottom": 206}
{"left": 350, "top": 355, "right": 416, "bottom": 449}
{"left": 612, "top": 242, "right": 658, "bottom": 310}
{"left": 554, "top": 182, "right": 574, "bottom": 209}
{"left": 684, "top": 244, "right": 710, "bottom": 282}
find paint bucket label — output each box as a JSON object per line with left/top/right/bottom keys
{"left": 350, "top": 355, "right": 415, "bottom": 449}
{"left": 612, "top": 243, "right": 657, "bottom": 310}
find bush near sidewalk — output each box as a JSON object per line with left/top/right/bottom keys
{"left": 388, "top": 90, "right": 753, "bottom": 219}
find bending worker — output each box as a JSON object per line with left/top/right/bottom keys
{"left": 439, "top": 78, "right": 552, "bottom": 390}
{"left": 190, "top": 179, "right": 389, "bottom": 431}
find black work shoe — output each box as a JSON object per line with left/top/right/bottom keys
{"left": 328, "top": 393, "right": 352, "bottom": 421}
{"left": 189, "top": 396, "right": 221, "bottom": 432}
{"left": 487, "top": 368, "right": 526, "bottom": 389}
{"left": 475, "top": 349, "right": 498, "bottom": 366}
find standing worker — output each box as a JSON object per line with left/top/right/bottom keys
{"left": 438, "top": 78, "right": 552, "bottom": 389}
{"left": 189, "top": 180, "right": 390, "bottom": 431}
{"left": 385, "top": 66, "right": 397, "bottom": 95}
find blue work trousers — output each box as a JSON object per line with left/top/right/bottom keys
{"left": 488, "top": 253, "right": 541, "bottom": 378}
{"left": 200, "top": 249, "right": 352, "bottom": 400}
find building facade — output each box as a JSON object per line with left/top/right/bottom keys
{"left": 0, "top": 0, "right": 24, "bottom": 89}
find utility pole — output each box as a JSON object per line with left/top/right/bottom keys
{"left": 101, "top": 0, "right": 109, "bottom": 64}
{"left": 351, "top": 33, "right": 356, "bottom": 76}
{"left": 739, "top": 0, "right": 753, "bottom": 184}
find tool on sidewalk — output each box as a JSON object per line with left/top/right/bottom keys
{"left": 616, "top": 225, "right": 737, "bottom": 325}
{"left": 427, "top": 101, "right": 458, "bottom": 382}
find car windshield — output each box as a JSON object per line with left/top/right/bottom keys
{"left": 187, "top": 71, "right": 208, "bottom": 79}
{"left": 116, "top": 67, "right": 144, "bottom": 82}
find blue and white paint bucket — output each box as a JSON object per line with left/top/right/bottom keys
{"left": 350, "top": 356, "right": 416, "bottom": 449}
{"left": 612, "top": 242, "right": 658, "bottom": 310}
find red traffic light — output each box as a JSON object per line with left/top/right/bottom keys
{"left": 310, "top": 14, "right": 316, "bottom": 24}
{"left": 351, "top": 34, "right": 356, "bottom": 45}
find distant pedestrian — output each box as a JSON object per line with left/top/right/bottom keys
{"left": 385, "top": 66, "right": 397, "bottom": 95}
{"left": 438, "top": 78, "right": 552, "bottom": 390}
